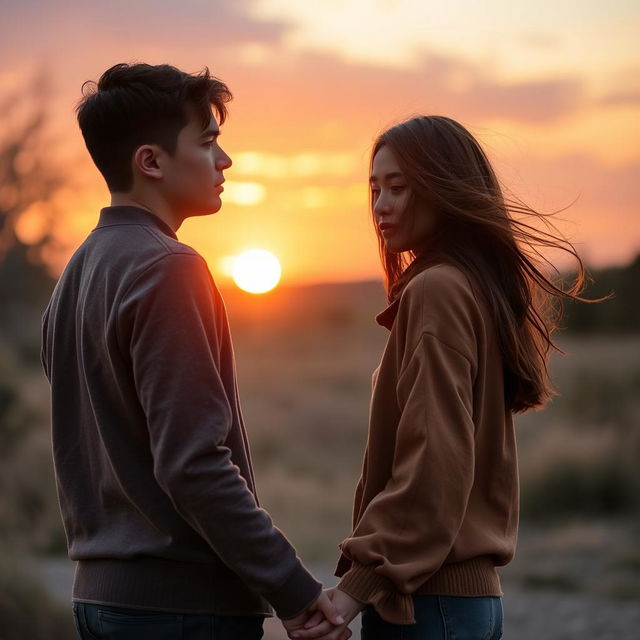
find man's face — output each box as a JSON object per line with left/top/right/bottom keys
{"left": 159, "top": 107, "right": 232, "bottom": 218}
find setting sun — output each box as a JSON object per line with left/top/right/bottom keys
{"left": 231, "top": 249, "right": 282, "bottom": 294}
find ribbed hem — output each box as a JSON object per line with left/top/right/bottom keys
{"left": 74, "top": 557, "right": 273, "bottom": 616}
{"left": 337, "top": 557, "right": 501, "bottom": 625}
{"left": 338, "top": 563, "right": 415, "bottom": 625}
{"left": 416, "top": 556, "right": 502, "bottom": 597}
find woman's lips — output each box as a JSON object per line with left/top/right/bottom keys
{"left": 379, "top": 222, "right": 397, "bottom": 235}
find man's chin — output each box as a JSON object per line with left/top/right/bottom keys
{"left": 207, "top": 196, "right": 223, "bottom": 214}
{"left": 186, "top": 199, "right": 222, "bottom": 217}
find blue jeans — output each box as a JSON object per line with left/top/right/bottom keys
{"left": 72, "top": 602, "right": 264, "bottom": 639}
{"left": 361, "top": 595, "right": 503, "bottom": 640}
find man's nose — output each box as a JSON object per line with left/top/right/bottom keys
{"left": 217, "top": 149, "right": 232, "bottom": 171}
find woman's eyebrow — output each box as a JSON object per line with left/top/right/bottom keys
{"left": 370, "top": 171, "right": 404, "bottom": 183}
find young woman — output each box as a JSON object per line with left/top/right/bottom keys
{"left": 291, "top": 115, "right": 587, "bottom": 640}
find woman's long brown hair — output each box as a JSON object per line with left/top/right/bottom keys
{"left": 373, "top": 115, "right": 594, "bottom": 413}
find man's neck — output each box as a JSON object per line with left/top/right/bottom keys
{"left": 109, "top": 193, "right": 182, "bottom": 232}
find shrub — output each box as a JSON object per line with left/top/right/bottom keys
{"left": 0, "top": 556, "right": 75, "bottom": 640}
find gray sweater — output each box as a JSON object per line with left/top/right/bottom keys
{"left": 41, "top": 205, "right": 320, "bottom": 617}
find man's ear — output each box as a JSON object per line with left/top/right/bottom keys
{"left": 133, "top": 145, "right": 163, "bottom": 180}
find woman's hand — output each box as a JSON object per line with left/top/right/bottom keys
{"left": 288, "top": 587, "right": 364, "bottom": 640}
{"left": 282, "top": 591, "right": 347, "bottom": 639}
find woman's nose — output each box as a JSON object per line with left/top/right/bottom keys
{"left": 374, "top": 194, "right": 391, "bottom": 217}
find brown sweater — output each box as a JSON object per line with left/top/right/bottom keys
{"left": 335, "top": 263, "right": 519, "bottom": 624}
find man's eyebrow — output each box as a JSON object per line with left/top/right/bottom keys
{"left": 201, "top": 128, "right": 220, "bottom": 138}
{"left": 369, "top": 171, "right": 404, "bottom": 183}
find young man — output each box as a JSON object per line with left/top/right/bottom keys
{"left": 40, "top": 62, "right": 346, "bottom": 640}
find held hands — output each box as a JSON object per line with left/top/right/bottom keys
{"left": 285, "top": 587, "right": 364, "bottom": 640}
{"left": 282, "top": 591, "right": 347, "bottom": 640}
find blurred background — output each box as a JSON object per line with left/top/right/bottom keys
{"left": 1, "top": 1, "right": 638, "bottom": 638}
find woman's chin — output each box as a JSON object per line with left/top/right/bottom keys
{"left": 385, "top": 240, "right": 410, "bottom": 254}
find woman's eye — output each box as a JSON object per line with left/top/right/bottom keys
{"left": 390, "top": 185, "right": 405, "bottom": 194}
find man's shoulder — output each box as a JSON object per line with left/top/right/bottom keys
{"left": 87, "top": 222, "right": 206, "bottom": 274}
{"left": 57, "top": 224, "right": 212, "bottom": 304}
{"left": 142, "top": 231, "right": 204, "bottom": 266}
{"left": 94, "top": 221, "right": 199, "bottom": 258}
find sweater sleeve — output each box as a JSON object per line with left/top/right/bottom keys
{"left": 118, "top": 252, "right": 321, "bottom": 619}
{"left": 338, "top": 331, "right": 476, "bottom": 624}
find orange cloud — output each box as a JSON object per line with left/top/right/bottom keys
{"left": 1, "top": 0, "right": 638, "bottom": 284}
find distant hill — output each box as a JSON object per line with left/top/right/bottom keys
{"left": 221, "top": 252, "right": 640, "bottom": 336}
{"left": 220, "top": 279, "right": 388, "bottom": 336}
{"left": 562, "top": 253, "right": 640, "bottom": 334}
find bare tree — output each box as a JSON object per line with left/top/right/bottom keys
{"left": 0, "top": 72, "right": 64, "bottom": 363}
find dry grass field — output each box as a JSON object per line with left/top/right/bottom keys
{"left": 224, "top": 284, "right": 640, "bottom": 562}
{"left": 227, "top": 282, "right": 640, "bottom": 638}
{"left": 2, "top": 280, "right": 639, "bottom": 638}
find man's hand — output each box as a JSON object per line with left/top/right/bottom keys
{"left": 282, "top": 591, "right": 348, "bottom": 640}
{"left": 288, "top": 587, "right": 364, "bottom": 640}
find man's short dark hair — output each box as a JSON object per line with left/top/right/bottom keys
{"left": 76, "top": 62, "right": 232, "bottom": 192}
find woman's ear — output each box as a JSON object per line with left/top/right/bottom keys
{"left": 133, "top": 145, "right": 163, "bottom": 181}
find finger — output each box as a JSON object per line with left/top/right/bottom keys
{"left": 325, "top": 628, "right": 351, "bottom": 640}
{"left": 290, "top": 620, "right": 335, "bottom": 639}
{"left": 316, "top": 593, "right": 345, "bottom": 626}
{"left": 304, "top": 611, "right": 325, "bottom": 629}
{"left": 282, "top": 614, "right": 307, "bottom": 634}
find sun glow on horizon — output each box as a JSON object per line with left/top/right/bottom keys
{"left": 230, "top": 249, "right": 282, "bottom": 294}
{"left": 223, "top": 181, "right": 266, "bottom": 206}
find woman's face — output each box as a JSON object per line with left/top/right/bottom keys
{"left": 370, "top": 145, "right": 437, "bottom": 253}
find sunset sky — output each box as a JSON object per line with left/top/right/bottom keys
{"left": 1, "top": 0, "right": 638, "bottom": 286}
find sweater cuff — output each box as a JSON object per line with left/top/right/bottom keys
{"left": 337, "top": 562, "right": 415, "bottom": 625}
{"left": 268, "top": 562, "right": 322, "bottom": 621}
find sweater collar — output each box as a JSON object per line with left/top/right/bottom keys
{"left": 375, "top": 298, "right": 400, "bottom": 330}
{"left": 375, "top": 253, "right": 450, "bottom": 330}
{"left": 95, "top": 206, "right": 178, "bottom": 241}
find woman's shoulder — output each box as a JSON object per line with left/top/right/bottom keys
{"left": 403, "top": 262, "right": 476, "bottom": 306}
{"left": 396, "top": 262, "right": 484, "bottom": 356}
